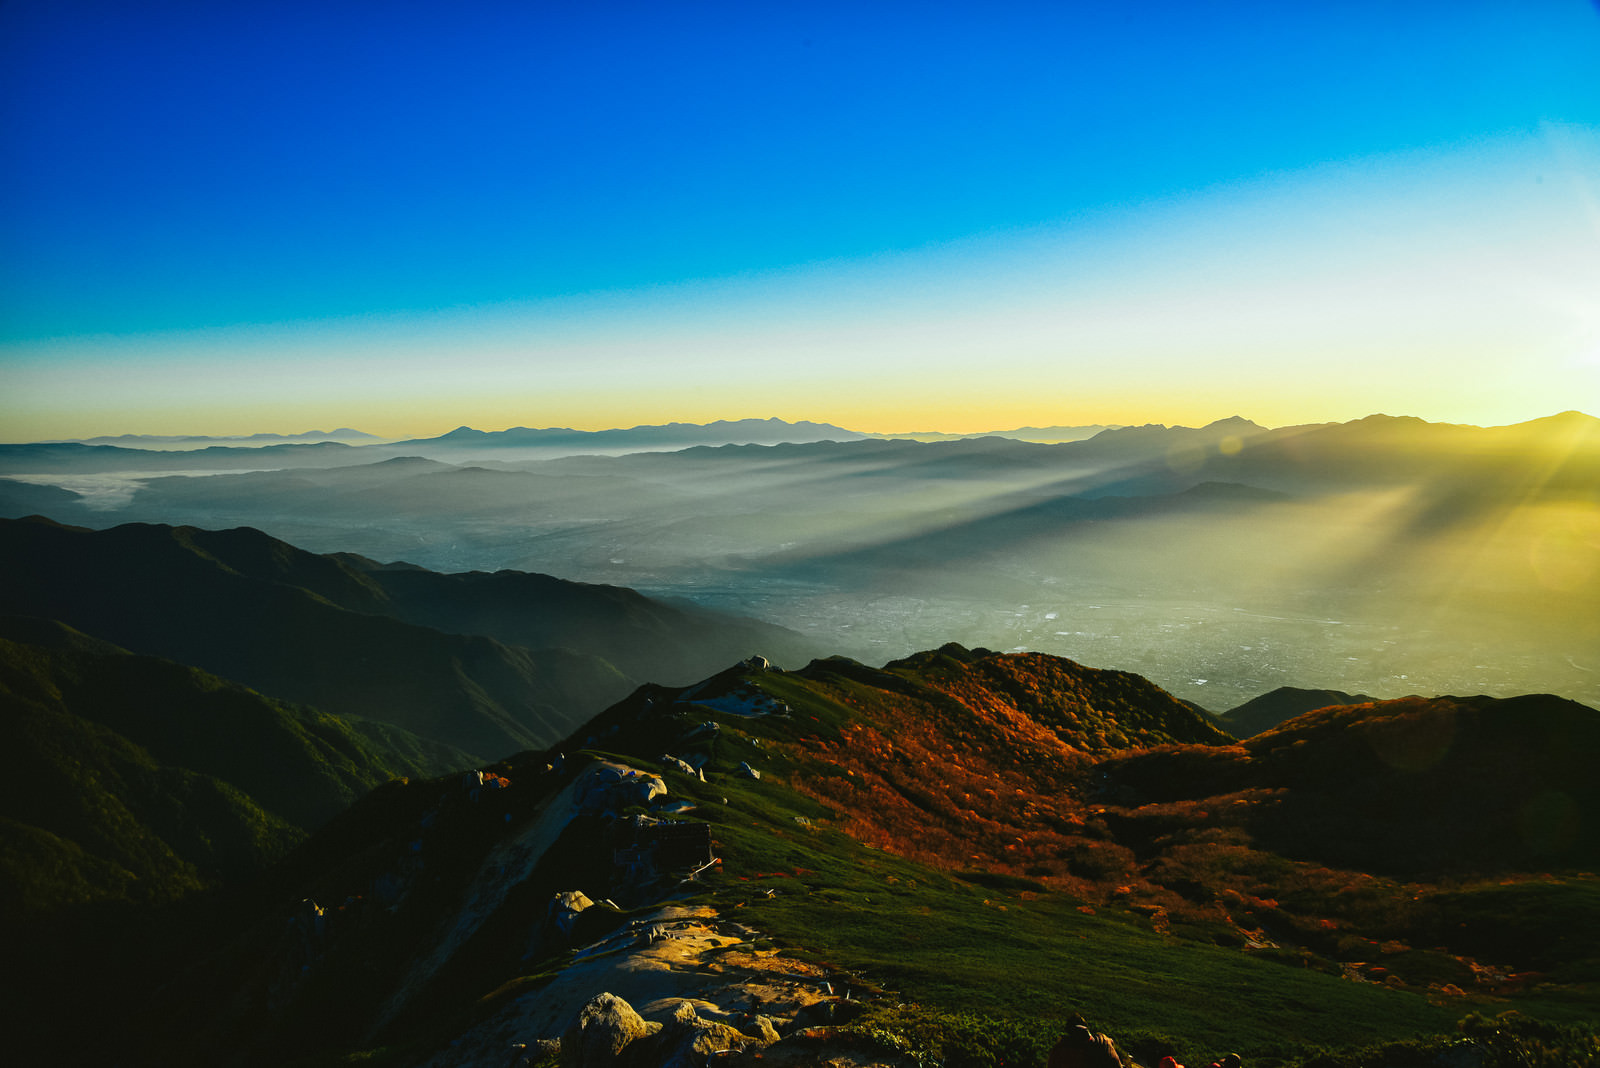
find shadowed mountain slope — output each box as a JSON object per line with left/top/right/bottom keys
{"left": 0, "top": 517, "right": 817, "bottom": 755}
{"left": 0, "top": 517, "right": 628, "bottom": 756}
{"left": 0, "top": 477, "right": 86, "bottom": 516}
{"left": 1219, "top": 686, "right": 1377, "bottom": 738}
{"left": 0, "top": 620, "right": 475, "bottom": 911}
{"left": 1235, "top": 694, "right": 1600, "bottom": 872}
{"left": 0, "top": 690, "right": 295, "bottom": 912}
{"left": 337, "top": 555, "right": 819, "bottom": 687}
{"left": 1074, "top": 693, "right": 1600, "bottom": 877}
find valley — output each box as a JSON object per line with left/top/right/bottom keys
{"left": 7, "top": 413, "right": 1594, "bottom": 710}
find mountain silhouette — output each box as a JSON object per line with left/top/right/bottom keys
{"left": 342, "top": 554, "right": 818, "bottom": 686}
{"left": 0, "top": 416, "right": 873, "bottom": 475}
{"left": 1235, "top": 693, "right": 1600, "bottom": 872}
{"left": 1219, "top": 686, "right": 1376, "bottom": 737}
{"left": 0, "top": 518, "right": 814, "bottom": 757}
{"left": 394, "top": 416, "right": 868, "bottom": 452}
{"left": 66, "top": 429, "right": 384, "bottom": 448}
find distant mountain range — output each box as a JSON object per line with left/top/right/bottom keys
{"left": 0, "top": 417, "right": 877, "bottom": 471}
{"left": 6, "top": 410, "right": 1591, "bottom": 482}
{"left": 52, "top": 428, "right": 386, "bottom": 450}
{"left": 0, "top": 414, "right": 1273, "bottom": 474}
{"left": 397, "top": 416, "right": 871, "bottom": 451}
{"left": 13, "top": 418, "right": 1126, "bottom": 460}
{"left": 5, "top": 410, "right": 1595, "bottom": 710}
{"left": 860, "top": 423, "right": 1122, "bottom": 443}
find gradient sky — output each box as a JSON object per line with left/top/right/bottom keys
{"left": 2, "top": 1, "right": 1598, "bottom": 440}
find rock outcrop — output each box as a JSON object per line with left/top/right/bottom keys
{"left": 558, "top": 993, "right": 771, "bottom": 1068}
{"left": 560, "top": 992, "right": 659, "bottom": 1068}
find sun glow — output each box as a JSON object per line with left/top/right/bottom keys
{"left": 4, "top": 128, "right": 1597, "bottom": 443}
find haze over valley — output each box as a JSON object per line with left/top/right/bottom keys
{"left": 5, "top": 411, "right": 1595, "bottom": 712}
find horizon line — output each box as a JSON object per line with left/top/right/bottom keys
{"left": 14, "top": 408, "right": 1598, "bottom": 447}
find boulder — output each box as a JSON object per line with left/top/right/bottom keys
{"left": 626, "top": 774, "right": 669, "bottom": 807}
{"left": 660, "top": 754, "right": 698, "bottom": 777}
{"left": 560, "top": 992, "right": 659, "bottom": 1068}
{"left": 549, "top": 890, "right": 595, "bottom": 937}
{"left": 630, "top": 1000, "right": 758, "bottom": 1068}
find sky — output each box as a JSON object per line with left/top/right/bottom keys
{"left": 2, "top": 1, "right": 1599, "bottom": 441}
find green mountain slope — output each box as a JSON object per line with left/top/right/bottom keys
{"left": 0, "top": 517, "right": 633, "bottom": 755}
{"left": 338, "top": 552, "right": 820, "bottom": 687}
{"left": 0, "top": 623, "right": 478, "bottom": 909}
{"left": 0, "top": 618, "right": 477, "bottom": 827}
{"left": 0, "top": 515, "right": 819, "bottom": 755}
{"left": 0, "top": 676, "right": 296, "bottom": 910}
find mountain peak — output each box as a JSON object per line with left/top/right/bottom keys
{"left": 1503, "top": 409, "right": 1600, "bottom": 437}
{"left": 1201, "top": 415, "right": 1266, "bottom": 433}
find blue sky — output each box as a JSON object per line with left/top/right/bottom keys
{"left": 3, "top": 1, "right": 1598, "bottom": 438}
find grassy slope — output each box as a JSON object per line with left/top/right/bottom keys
{"left": 637, "top": 674, "right": 1451, "bottom": 1061}
{"left": 0, "top": 690, "right": 296, "bottom": 910}
{"left": 0, "top": 517, "right": 633, "bottom": 756}
{"left": 0, "top": 626, "right": 481, "bottom": 1067}
{"left": 0, "top": 628, "right": 478, "bottom": 910}
{"left": 611, "top": 651, "right": 1599, "bottom": 1064}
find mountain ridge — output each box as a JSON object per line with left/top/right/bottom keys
{"left": 1219, "top": 686, "right": 1378, "bottom": 738}
{"left": 27, "top": 644, "right": 1593, "bottom": 1067}
{"left": 0, "top": 517, "right": 819, "bottom": 757}
{"left": 7, "top": 411, "right": 1593, "bottom": 478}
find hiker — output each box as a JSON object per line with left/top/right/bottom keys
{"left": 1047, "top": 1023, "right": 1124, "bottom": 1068}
